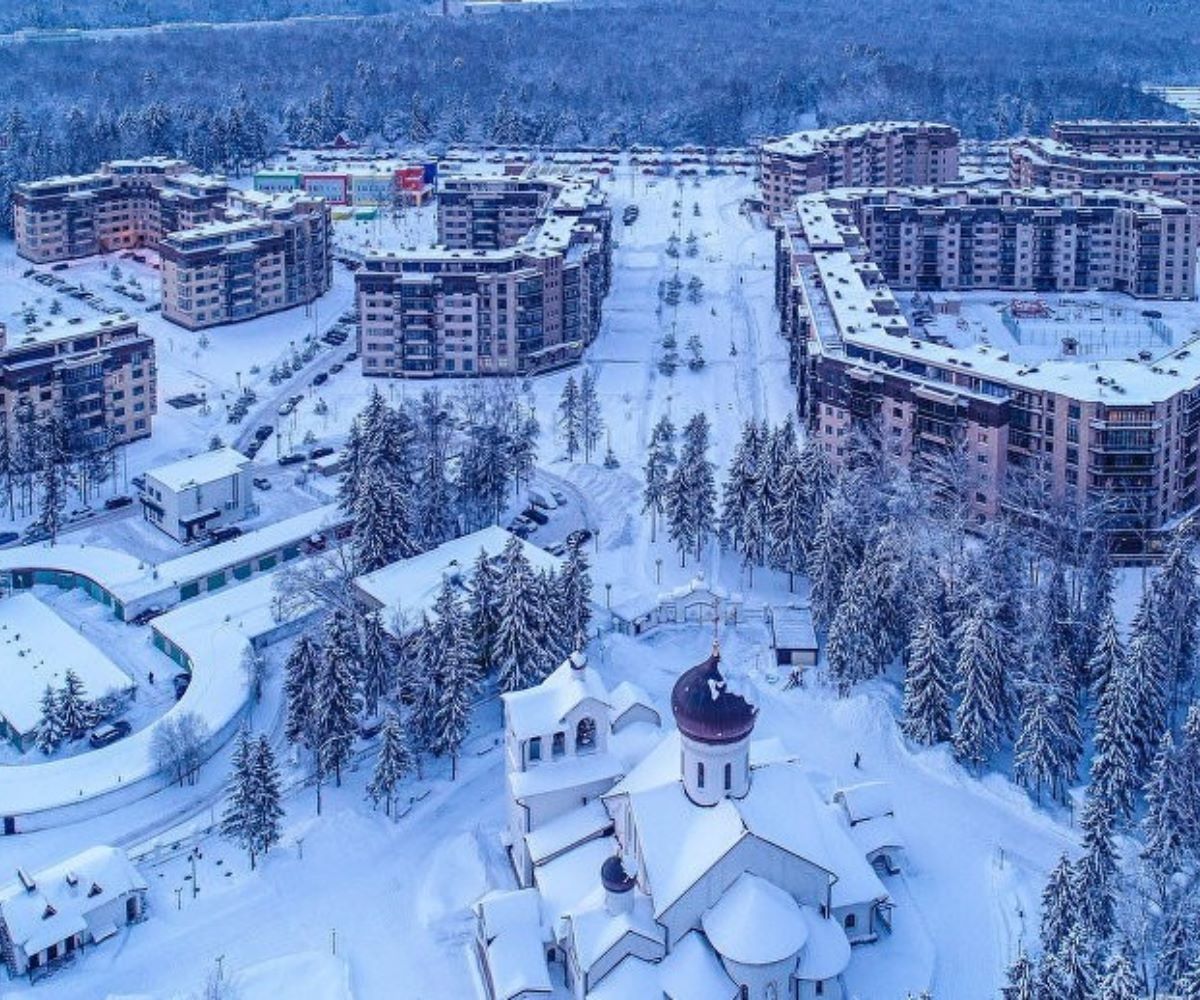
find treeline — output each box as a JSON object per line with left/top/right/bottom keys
{"left": 0, "top": 0, "right": 1192, "bottom": 228}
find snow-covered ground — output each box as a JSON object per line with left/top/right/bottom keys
{"left": 0, "top": 167, "right": 1103, "bottom": 999}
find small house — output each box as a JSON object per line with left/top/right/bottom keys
{"left": 770, "top": 604, "right": 819, "bottom": 673}
{"left": 139, "top": 447, "right": 253, "bottom": 543}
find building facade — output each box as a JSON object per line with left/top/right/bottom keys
{"left": 775, "top": 186, "right": 1200, "bottom": 555}
{"left": 0, "top": 316, "right": 156, "bottom": 454}
{"left": 356, "top": 173, "right": 612, "bottom": 377}
{"left": 14, "top": 159, "right": 228, "bottom": 263}
{"left": 159, "top": 190, "right": 331, "bottom": 330}
{"left": 757, "top": 122, "right": 960, "bottom": 221}
{"left": 139, "top": 447, "right": 253, "bottom": 542}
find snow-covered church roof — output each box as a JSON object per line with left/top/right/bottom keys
{"left": 702, "top": 872, "right": 809, "bottom": 965}
{"left": 504, "top": 651, "right": 611, "bottom": 738}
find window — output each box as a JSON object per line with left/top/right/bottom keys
{"left": 724, "top": 762, "right": 732, "bottom": 790}
{"left": 552, "top": 732, "right": 565, "bottom": 758}
{"left": 844, "top": 913, "right": 857, "bottom": 930}
{"left": 697, "top": 762, "right": 705, "bottom": 788}
{"left": 576, "top": 717, "right": 597, "bottom": 752}
{"left": 528, "top": 737, "right": 541, "bottom": 762}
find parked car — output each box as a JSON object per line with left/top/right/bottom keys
{"left": 50, "top": 262, "right": 69, "bottom": 272}
{"left": 311, "top": 372, "right": 329, "bottom": 387}
{"left": 305, "top": 532, "right": 328, "bottom": 552}
{"left": 308, "top": 445, "right": 335, "bottom": 460}
{"left": 244, "top": 441, "right": 261, "bottom": 458}
{"left": 567, "top": 529, "right": 594, "bottom": 549}
{"left": 278, "top": 452, "right": 306, "bottom": 467}
{"left": 277, "top": 401, "right": 295, "bottom": 417}
{"left": 172, "top": 673, "right": 191, "bottom": 700}
{"left": 208, "top": 525, "right": 244, "bottom": 544}
{"left": 529, "top": 490, "right": 557, "bottom": 510}
{"left": 344, "top": 351, "right": 358, "bottom": 362}
{"left": 329, "top": 363, "right": 344, "bottom": 374}
{"left": 105, "top": 495, "right": 133, "bottom": 510}
{"left": 254, "top": 425, "right": 274, "bottom": 441}
{"left": 252, "top": 477, "right": 272, "bottom": 490}
{"left": 89, "top": 721, "right": 132, "bottom": 748}
{"left": 129, "top": 606, "right": 164, "bottom": 626}
{"left": 523, "top": 506, "right": 549, "bottom": 526}
{"left": 0, "top": 531, "right": 19, "bottom": 546}
{"left": 131, "top": 474, "right": 146, "bottom": 491}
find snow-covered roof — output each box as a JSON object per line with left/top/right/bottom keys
{"left": 353, "top": 526, "right": 560, "bottom": 634}
{"left": 524, "top": 799, "right": 611, "bottom": 867}
{"left": 533, "top": 836, "right": 616, "bottom": 935}
{"left": 608, "top": 681, "right": 659, "bottom": 727}
{"left": 504, "top": 652, "right": 610, "bottom": 738}
{"left": 474, "top": 889, "right": 553, "bottom": 1000}
{"left": 658, "top": 929, "right": 739, "bottom": 1000}
{"left": 702, "top": 872, "right": 808, "bottom": 966}
{"left": 145, "top": 447, "right": 250, "bottom": 493}
{"left": 0, "top": 593, "right": 133, "bottom": 735}
{"left": 761, "top": 121, "right": 956, "bottom": 159}
{"left": 848, "top": 815, "right": 906, "bottom": 858}
{"left": 834, "top": 781, "right": 896, "bottom": 825}
{"left": 508, "top": 750, "right": 624, "bottom": 802}
{"left": 0, "top": 846, "right": 145, "bottom": 957}
{"left": 771, "top": 605, "right": 817, "bottom": 652}
{"left": 568, "top": 893, "right": 663, "bottom": 974}
{"left": 794, "top": 906, "right": 852, "bottom": 981}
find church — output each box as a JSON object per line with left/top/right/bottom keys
{"left": 474, "top": 644, "right": 901, "bottom": 1000}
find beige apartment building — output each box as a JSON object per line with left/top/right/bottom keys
{"left": 356, "top": 174, "right": 612, "bottom": 377}
{"left": 13, "top": 159, "right": 228, "bottom": 263}
{"left": 159, "top": 191, "right": 332, "bottom": 330}
{"left": 1050, "top": 120, "right": 1200, "bottom": 156}
{"left": 757, "top": 122, "right": 960, "bottom": 221}
{"left": 774, "top": 187, "right": 1200, "bottom": 556}
{"left": 0, "top": 315, "right": 157, "bottom": 453}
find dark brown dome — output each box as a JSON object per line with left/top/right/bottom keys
{"left": 601, "top": 855, "right": 636, "bottom": 893}
{"left": 671, "top": 646, "right": 757, "bottom": 745}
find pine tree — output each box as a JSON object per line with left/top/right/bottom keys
{"left": 1142, "top": 732, "right": 1185, "bottom": 887}
{"left": 1073, "top": 793, "right": 1119, "bottom": 944}
{"left": 352, "top": 463, "right": 416, "bottom": 573}
{"left": 494, "top": 536, "right": 545, "bottom": 692}
{"left": 1177, "top": 955, "right": 1200, "bottom": 1000}
{"left": 57, "top": 668, "right": 92, "bottom": 739}
{"left": 826, "top": 556, "right": 882, "bottom": 696}
{"left": 34, "top": 415, "right": 68, "bottom": 545}
{"left": 719, "top": 421, "right": 764, "bottom": 555}
{"left": 1159, "top": 909, "right": 1195, "bottom": 995}
{"left": 766, "top": 422, "right": 806, "bottom": 590}
{"left": 1014, "top": 677, "right": 1060, "bottom": 804}
{"left": 314, "top": 615, "right": 360, "bottom": 788}
{"left": 557, "top": 543, "right": 593, "bottom": 648}
{"left": 367, "top": 712, "right": 415, "bottom": 816}
{"left": 1087, "top": 608, "right": 1124, "bottom": 709}
{"left": 221, "top": 732, "right": 283, "bottom": 871}
{"left": 952, "top": 598, "right": 1010, "bottom": 770}
{"left": 221, "top": 731, "right": 254, "bottom": 863}
{"left": 424, "top": 575, "right": 478, "bottom": 778}
{"left": 579, "top": 370, "right": 604, "bottom": 463}
{"left": 642, "top": 423, "right": 673, "bottom": 544}
{"left": 902, "top": 603, "right": 951, "bottom": 745}
{"left": 1040, "top": 854, "right": 1076, "bottom": 955}
{"left": 250, "top": 735, "right": 283, "bottom": 864}
{"left": 469, "top": 548, "right": 503, "bottom": 679}
{"left": 1178, "top": 703, "right": 1200, "bottom": 848}
{"left": 665, "top": 413, "right": 716, "bottom": 565}
{"left": 1096, "top": 951, "right": 1140, "bottom": 1000}
{"left": 1057, "top": 924, "right": 1096, "bottom": 1000}
{"left": 558, "top": 376, "right": 581, "bottom": 461}
{"left": 34, "top": 684, "right": 64, "bottom": 754}
{"left": 1090, "top": 655, "right": 1143, "bottom": 822}
{"left": 1002, "top": 950, "right": 1036, "bottom": 1000}
{"left": 1151, "top": 535, "right": 1198, "bottom": 716}
{"left": 807, "top": 486, "right": 863, "bottom": 633}
{"left": 284, "top": 634, "right": 321, "bottom": 748}
{"left": 358, "top": 609, "right": 394, "bottom": 718}
{"left": 1127, "top": 603, "right": 1169, "bottom": 777}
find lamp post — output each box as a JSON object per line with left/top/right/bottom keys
{"left": 605, "top": 582, "right": 612, "bottom": 610}
{"left": 655, "top": 557, "right": 662, "bottom": 585}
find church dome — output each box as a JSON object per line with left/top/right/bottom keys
{"left": 600, "top": 855, "right": 636, "bottom": 894}
{"left": 671, "top": 645, "right": 757, "bottom": 746}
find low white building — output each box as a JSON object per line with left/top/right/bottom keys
{"left": 139, "top": 447, "right": 253, "bottom": 542}
{"left": 0, "top": 846, "right": 147, "bottom": 978}
{"left": 477, "top": 645, "right": 897, "bottom": 1000}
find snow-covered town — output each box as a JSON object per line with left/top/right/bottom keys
{"left": 2, "top": 4, "right": 1200, "bottom": 1000}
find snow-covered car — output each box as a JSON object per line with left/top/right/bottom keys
{"left": 88, "top": 721, "right": 131, "bottom": 748}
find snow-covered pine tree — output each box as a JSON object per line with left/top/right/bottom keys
{"left": 825, "top": 555, "right": 884, "bottom": 696}
{"left": 1096, "top": 951, "right": 1140, "bottom": 1000}
{"left": 1089, "top": 654, "right": 1142, "bottom": 823}
{"left": 1151, "top": 534, "right": 1199, "bottom": 715}
{"left": 902, "top": 602, "right": 951, "bottom": 745}
{"left": 249, "top": 735, "right": 283, "bottom": 867}
{"left": 558, "top": 375, "right": 581, "bottom": 461}
{"left": 34, "top": 414, "right": 68, "bottom": 545}
{"left": 367, "top": 711, "right": 414, "bottom": 816}
{"left": 719, "top": 421, "right": 764, "bottom": 555}
{"left": 557, "top": 543, "right": 593, "bottom": 649}
{"left": 1033, "top": 952, "right": 1067, "bottom": 999}
{"left": 1040, "top": 853, "right": 1076, "bottom": 955}
{"left": 1049, "top": 653, "right": 1083, "bottom": 801}
{"left": 807, "top": 487, "right": 862, "bottom": 633}
{"left": 220, "top": 730, "right": 255, "bottom": 864}
{"left": 358, "top": 609, "right": 394, "bottom": 718}
{"left": 665, "top": 413, "right": 717, "bottom": 566}
{"left": 1056, "top": 924, "right": 1096, "bottom": 1000}
{"left": 649, "top": 414, "right": 676, "bottom": 466}
{"left": 412, "top": 390, "right": 458, "bottom": 547}
{"left": 314, "top": 615, "right": 360, "bottom": 787}
{"left": 1178, "top": 703, "right": 1200, "bottom": 849}
{"left": 642, "top": 440, "right": 671, "bottom": 544}
{"left": 284, "top": 634, "right": 321, "bottom": 748}
{"left": 34, "top": 684, "right": 64, "bottom": 754}
{"left": 1013, "top": 676, "right": 1060, "bottom": 805}
{"left": 534, "top": 567, "right": 568, "bottom": 672}
{"left": 1087, "top": 608, "right": 1125, "bottom": 709}
{"left": 336, "top": 415, "right": 366, "bottom": 516}
{"left": 221, "top": 731, "right": 283, "bottom": 870}
{"left": 1073, "top": 792, "right": 1119, "bottom": 944}
{"left": 1126, "top": 600, "right": 1170, "bottom": 776}
{"left": 57, "top": 668, "right": 92, "bottom": 739}
{"left": 579, "top": 370, "right": 604, "bottom": 463}
{"left": 1075, "top": 539, "right": 1114, "bottom": 689}
{"left": 952, "top": 597, "right": 1010, "bottom": 770}
{"left": 1159, "top": 909, "right": 1196, "bottom": 995}
{"left": 1142, "top": 731, "right": 1185, "bottom": 887}
{"left": 352, "top": 463, "right": 417, "bottom": 573}
{"left": 469, "top": 548, "right": 503, "bottom": 679}
{"left": 1002, "top": 950, "right": 1036, "bottom": 1000}
{"left": 432, "top": 641, "right": 476, "bottom": 781}
{"left": 494, "top": 536, "right": 545, "bottom": 692}
{"left": 1177, "top": 955, "right": 1200, "bottom": 1000}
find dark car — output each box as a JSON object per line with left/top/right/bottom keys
{"left": 0, "top": 531, "right": 19, "bottom": 546}
{"left": 344, "top": 351, "right": 358, "bottom": 362}
{"left": 329, "top": 363, "right": 344, "bottom": 374}
{"left": 252, "top": 476, "right": 272, "bottom": 490}
{"left": 308, "top": 445, "right": 335, "bottom": 460}
{"left": 129, "top": 605, "right": 164, "bottom": 626}
{"left": 244, "top": 440, "right": 261, "bottom": 458}
{"left": 254, "top": 425, "right": 274, "bottom": 441}
{"left": 209, "top": 525, "right": 244, "bottom": 544}
{"left": 50, "top": 262, "right": 69, "bottom": 272}
{"left": 89, "top": 721, "right": 132, "bottom": 748}
{"left": 105, "top": 495, "right": 133, "bottom": 510}
{"left": 567, "top": 529, "right": 594, "bottom": 549}
{"left": 311, "top": 372, "right": 329, "bottom": 387}
{"left": 279, "top": 452, "right": 306, "bottom": 467}
{"left": 523, "top": 507, "right": 549, "bottom": 526}
{"left": 172, "top": 673, "right": 192, "bottom": 700}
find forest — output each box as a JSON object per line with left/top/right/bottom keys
{"left": 0, "top": 0, "right": 1197, "bottom": 236}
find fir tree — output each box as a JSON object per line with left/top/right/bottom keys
{"left": 314, "top": 615, "right": 360, "bottom": 788}
{"left": 426, "top": 575, "right": 478, "bottom": 778}
{"left": 1057, "top": 924, "right": 1096, "bottom": 1000}
{"left": 642, "top": 437, "right": 671, "bottom": 544}
{"left": 719, "top": 421, "right": 764, "bottom": 555}
{"left": 557, "top": 543, "right": 593, "bottom": 648}
{"left": 766, "top": 422, "right": 806, "bottom": 591}
{"left": 358, "top": 609, "right": 394, "bottom": 718}
{"left": 1073, "top": 793, "right": 1119, "bottom": 944}
{"left": 494, "top": 536, "right": 545, "bottom": 692}
{"left": 469, "top": 548, "right": 503, "bottom": 678}
{"left": 1014, "top": 677, "right": 1060, "bottom": 804}
{"left": 558, "top": 375, "right": 581, "bottom": 461}
{"left": 221, "top": 732, "right": 283, "bottom": 871}
{"left": 952, "top": 597, "right": 1010, "bottom": 770}
{"left": 57, "top": 668, "right": 92, "bottom": 739}
{"left": 1090, "top": 655, "right": 1143, "bottom": 823}
{"left": 1142, "top": 732, "right": 1185, "bottom": 887}
{"left": 664, "top": 413, "right": 716, "bottom": 565}
{"left": 284, "top": 634, "right": 321, "bottom": 748}
{"left": 579, "top": 370, "right": 604, "bottom": 463}
{"left": 902, "top": 603, "right": 952, "bottom": 745}
{"left": 1096, "top": 951, "right": 1140, "bottom": 1000}
{"left": 34, "top": 684, "right": 64, "bottom": 754}
{"left": 1002, "top": 950, "right": 1036, "bottom": 1000}
{"left": 807, "top": 485, "right": 863, "bottom": 633}
{"left": 1178, "top": 703, "right": 1200, "bottom": 848}
{"left": 1040, "top": 853, "right": 1076, "bottom": 955}
{"left": 1087, "top": 608, "right": 1124, "bottom": 709}
{"left": 1177, "top": 956, "right": 1200, "bottom": 1000}
{"left": 1159, "top": 909, "right": 1195, "bottom": 995}
{"left": 367, "top": 712, "right": 415, "bottom": 816}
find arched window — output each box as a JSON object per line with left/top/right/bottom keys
{"left": 844, "top": 913, "right": 857, "bottom": 930}
{"left": 697, "top": 762, "right": 705, "bottom": 788}
{"left": 724, "top": 762, "right": 732, "bottom": 790}
{"left": 576, "top": 717, "right": 597, "bottom": 752}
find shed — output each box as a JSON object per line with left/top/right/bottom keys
{"left": 770, "top": 605, "right": 819, "bottom": 669}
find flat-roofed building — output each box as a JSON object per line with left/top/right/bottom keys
{"left": 0, "top": 315, "right": 156, "bottom": 454}
{"left": 356, "top": 173, "right": 611, "bottom": 377}
{"left": 139, "top": 447, "right": 253, "bottom": 542}
{"left": 757, "top": 122, "right": 960, "bottom": 221}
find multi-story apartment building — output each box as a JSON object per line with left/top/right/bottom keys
{"left": 1010, "top": 134, "right": 1200, "bottom": 215}
{"left": 0, "top": 315, "right": 157, "bottom": 453}
{"left": 757, "top": 122, "right": 960, "bottom": 221}
{"left": 356, "top": 174, "right": 612, "bottom": 377}
{"left": 159, "top": 191, "right": 332, "bottom": 330}
{"left": 775, "top": 187, "right": 1200, "bottom": 556}
{"left": 13, "top": 159, "right": 228, "bottom": 263}
{"left": 1049, "top": 120, "right": 1200, "bottom": 156}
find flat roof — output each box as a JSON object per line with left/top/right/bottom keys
{"left": 146, "top": 447, "right": 249, "bottom": 493}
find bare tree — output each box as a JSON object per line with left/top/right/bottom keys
{"left": 151, "top": 712, "right": 211, "bottom": 787}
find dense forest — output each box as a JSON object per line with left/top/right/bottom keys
{"left": 0, "top": 0, "right": 1198, "bottom": 231}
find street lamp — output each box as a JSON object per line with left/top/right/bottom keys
{"left": 605, "top": 582, "right": 612, "bottom": 610}
{"left": 655, "top": 557, "right": 662, "bottom": 585}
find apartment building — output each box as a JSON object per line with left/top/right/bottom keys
{"left": 757, "top": 122, "right": 960, "bottom": 221}
{"left": 0, "top": 315, "right": 156, "bottom": 453}
{"left": 253, "top": 162, "right": 435, "bottom": 206}
{"left": 356, "top": 174, "right": 612, "bottom": 377}
{"left": 13, "top": 159, "right": 228, "bottom": 263}
{"left": 1010, "top": 136, "right": 1200, "bottom": 215}
{"left": 1050, "top": 120, "right": 1200, "bottom": 156}
{"left": 159, "top": 191, "right": 332, "bottom": 330}
{"left": 775, "top": 187, "right": 1200, "bottom": 556}
{"left": 840, "top": 187, "right": 1195, "bottom": 300}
